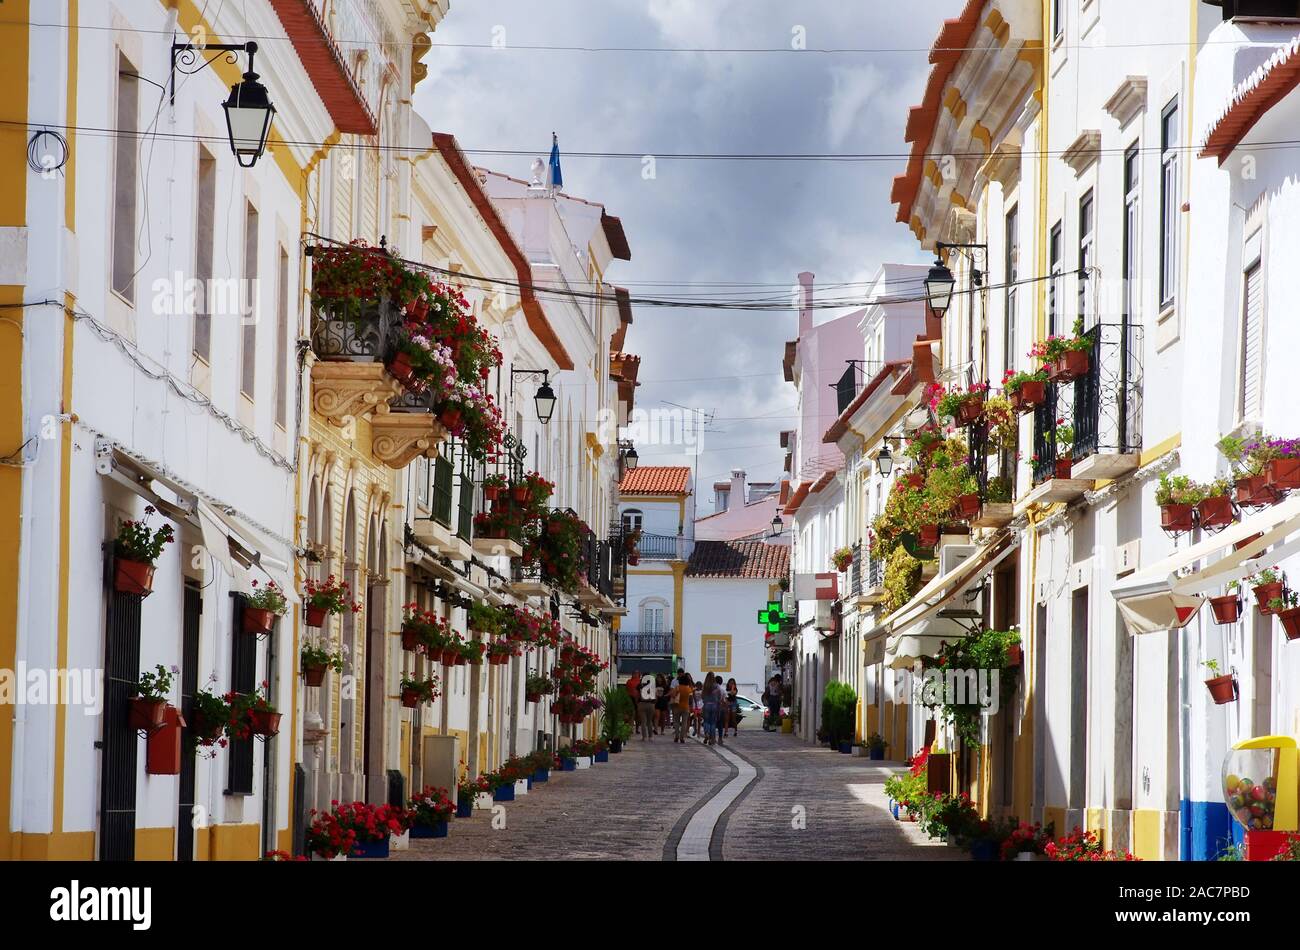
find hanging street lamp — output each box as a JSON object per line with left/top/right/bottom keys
{"left": 924, "top": 257, "right": 956, "bottom": 319}
{"left": 171, "top": 41, "right": 276, "bottom": 169}
{"left": 510, "top": 368, "right": 557, "bottom": 425}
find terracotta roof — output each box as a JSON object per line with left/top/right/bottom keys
{"left": 267, "top": 0, "right": 377, "bottom": 135}
{"left": 432, "top": 134, "right": 573, "bottom": 370}
{"left": 1201, "top": 34, "right": 1300, "bottom": 164}
{"left": 891, "top": 0, "right": 987, "bottom": 224}
{"left": 823, "top": 360, "right": 910, "bottom": 443}
{"left": 782, "top": 340, "right": 797, "bottom": 382}
{"left": 686, "top": 540, "right": 789, "bottom": 579}
{"left": 619, "top": 466, "right": 691, "bottom": 495}
{"left": 602, "top": 212, "right": 632, "bottom": 261}
{"left": 783, "top": 481, "right": 811, "bottom": 516}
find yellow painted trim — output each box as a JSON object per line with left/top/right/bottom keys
{"left": 699, "top": 634, "right": 732, "bottom": 673}
{"left": 585, "top": 431, "right": 604, "bottom": 457}
{"left": 1042, "top": 806, "right": 1066, "bottom": 837}
{"left": 627, "top": 568, "right": 673, "bottom": 576}
{"left": 1132, "top": 809, "right": 1163, "bottom": 860}
{"left": 672, "top": 561, "right": 686, "bottom": 656}
{"left": 135, "top": 826, "right": 175, "bottom": 861}
{"left": 970, "top": 122, "right": 992, "bottom": 151}
{"left": 207, "top": 823, "right": 261, "bottom": 861}
{"left": 7, "top": 831, "right": 95, "bottom": 860}
{"left": 1086, "top": 807, "right": 1107, "bottom": 847}
{"left": 0, "top": 1, "right": 28, "bottom": 228}
{"left": 1139, "top": 432, "right": 1181, "bottom": 467}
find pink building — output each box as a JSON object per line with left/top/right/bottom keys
{"left": 695, "top": 469, "right": 785, "bottom": 542}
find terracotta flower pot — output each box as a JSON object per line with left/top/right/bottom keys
{"left": 190, "top": 710, "right": 224, "bottom": 744}
{"left": 1236, "top": 475, "right": 1280, "bottom": 510}
{"left": 1235, "top": 532, "right": 1263, "bottom": 552}
{"left": 1005, "top": 644, "right": 1022, "bottom": 667}
{"left": 1160, "top": 503, "right": 1196, "bottom": 534}
{"left": 248, "top": 710, "right": 281, "bottom": 737}
{"left": 303, "top": 663, "right": 327, "bottom": 687}
{"left": 1266, "top": 457, "right": 1300, "bottom": 493}
{"left": 242, "top": 607, "right": 276, "bottom": 635}
{"left": 918, "top": 524, "right": 940, "bottom": 547}
{"left": 439, "top": 407, "right": 462, "bottom": 429}
{"left": 386, "top": 352, "right": 427, "bottom": 395}
{"left": 440, "top": 647, "right": 459, "bottom": 665}
{"left": 401, "top": 624, "right": 422, "bottom": 652}
{"left": 128, "top": 697, "right": 166, "bottom": 732}
{"left": 401, "top": 688, "right": 421, "bottom": 709}
{"left": 512, "top": 486, "right": 530, "bottom": 503}
{"left": 1254, "top": 582, "right": 1284, "bottom": 613}
{"left": 1011, "top": 380, "right": 1046, "bottom": 413}
{"left": 1277, "top": 606, "right": 1300, "bottom": 641}
{"left": 454, "top": 654, "right": 466, "bottom": 666}
{"left": 1204, "top": 675, "right": 1237, "bottom": 705}
{"left": 955, "top": 398, "right": 985, "bottom": 426}
{"left": 305, "top": 605, "right": 328, "bottom": 628}
{"left": 1048, "top": 350, "right": 1090, "bottom": 383}
{"left": 1209, "top": 595, "right": 1242, "bottom": 625}
{"left": 1196, "top": 496, "right": 1236, "bottom": 531}
{"left": 956, "top": 493, "right": 982, "bottom": 520}
{"left": 114, "top": 558, "right": 155, "bottom": 596}
{"left": 484, "top": 486, "right": 502, "bottom": 501}
{"left": 1054, "top": 458, "right": 1073, "bottom": 480}
{"left": 526, "top": 692, "right": 541, "bottom": 704}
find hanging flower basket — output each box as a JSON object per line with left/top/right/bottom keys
{"left": 1047, "top": 350, "right": 1090, "bottom": 383}
{"left": 191, "top": 709, "right": 225, "bottom": 745}
{"left": 114, "top": 558, "right": 156, "bottom": 597}
{"left": 249, "top": 710, "right": 282, "bottom": 737}
{"left": 1254, "top": 582, "right": 1284, "bottom": 613}
{"left": 489, "top": 653, "right": 509, "bottom": 666}
{"left": 1160, "top": 503, "right": 1196, "bottom": 534}
{"left": 918, "top": 524, "right": 940, "bottom": 548}
{"left": 401, "top": 624, "right": 422, "bottom": 652}
{"left": 242, "top": 607, "right": 277, "bottom": 635}
{"left": 128, "top": 697, "right": 166, "bottom": 732}
{"left": 440, "top": 647, "right": 459, "bottom": 665}
{"left": 1265, "top": 457, "right": 1300, "bottom": 493}
{"left": 484, "top": 485, "right": 502, "bottom": 502}
{"left": 1204, "top": 675, "right": 1237, "bottom": 705}
{"left": 1196, "top": 496, "right": 1235, "bottom": 531}
{"left": 954, "top": 398, "right": 985, "bottom": 427}
{"left": 305, "top": 604, "right": 328, "bottom": 627}
{"left": 1236, "top": 475, "right": 1280, "bottom": 510}
{"left": 386, "top": 352, "right": 427, "bottom": 395}
{"left": 1054, "top": 458, "right": 1073, "bottom": 480}
{"left": 303, "top": 663, "right": 328, "bottom": 687}
{"left": 401, "top": 688, "right": 421, "bottom": 709}
{"left": 956, "top": 493, "right": 982, "bottom": 521}
{"left": 1209, "top": 595, "right": 1242, "bottom": 625}
{"left": 1010, "top": 380, "right": 1047, "bottom": 413}
{"left": 1278, "top": 606, "right": 1300, "bottom": 641}
{"left": 511, "top": 485, "right": 530, "bottom": 503}
{"left": 526, "top": 692, "right": 541, "bottom": 704}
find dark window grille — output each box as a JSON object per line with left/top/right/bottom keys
{"left": 227, "top": 595, "right": 256, "bottom": 795}
{"left": 99, "top": 558, "right": 142, "bottom": 861}
{"left": 177, "top": 584, "right": 202, "bottom": 861}
{"left": 432, "top": 454, "right": 454, "bottom": 528}
{"left": 1032, "top": 384, "right": 1060, "bottom": 485}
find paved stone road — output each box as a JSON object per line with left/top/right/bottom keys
{"left": 389, "top": 728, "right": 964, "bottom": 861}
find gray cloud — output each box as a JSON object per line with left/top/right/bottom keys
{"left": 415, "top": 1, "right": 964, "bottom": 509}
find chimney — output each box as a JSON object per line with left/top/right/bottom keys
{"left": 715, "top": 483, "right": 730, "bottom": 512}
{"left": 730, "top": 469, "right": 747, "bottom": 505}
{"left": 798, "top": 271, "right": 815, "bottom": 336}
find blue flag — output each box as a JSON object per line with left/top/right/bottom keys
{"left": 548, "top": 132, "right": 563, "bottom": 190}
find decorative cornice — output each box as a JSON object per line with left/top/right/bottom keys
{"left": 1103, "top": 76, "right": 1148, "bottom": 128}
{"left": 311, "top": 362, "right": 403, "bottom": 427}
{"left": 1061, "top": 129, "right": 1103, "bottom": 176}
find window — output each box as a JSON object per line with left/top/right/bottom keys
{"left": 240, "top": 203, "right": 259, "bottom": 398}
{"left": 1004, "top": 205, "right": 1019, "bottom": 371}
{"left": 702, "top": 636, "right": 729, "bottom": 671}
{"left": 622, "top": 509, "right": 643, "bottom": 535}
{"left": 641, "top": 603, "right": 665, "bottom": 633}
{"left": 1160, "top": 98, "right": 1180, "bottom": 308}
{"left": 415, "top": 456, "right": 430, "bottom": 509}
{"left": 193, "top": 150, "right": 216, "bottom": 360}
{"left": 1048, "top": 222, "right": 1063, "bottom": 336}
{"left": 274, "top": 248, "right": 290, "bottom": 427}
{"left": 111, "top": 56, "right": 139, "bottom": 302}
{"left": 1123, "top": 144, "right": 1140, "bottom": 328}
{"left": 1240, "top": 254, "right": 1264, "bottom": 421}
{"left": 1078, "top": 190, "right": 1095, "bottom": 324}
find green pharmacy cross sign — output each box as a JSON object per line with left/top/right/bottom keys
{"left": 758, "top": 601, "right": 790, "bottom": 634}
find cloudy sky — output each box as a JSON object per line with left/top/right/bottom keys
{"left": 415, "top": 1, "right": 963, "bottom": 513}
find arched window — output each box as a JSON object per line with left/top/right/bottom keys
{"left": 622, "top": 509, "right": 643, "bottom": 534}
{"left": 638, "top": 596, "right": 668, "bottom": 634}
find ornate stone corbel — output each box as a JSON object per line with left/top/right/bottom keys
{"left": 311, "top": 362, "right": 403, "bottom": 427}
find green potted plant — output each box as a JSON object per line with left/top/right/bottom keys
{"left": 242, "top": 580, "right": 287, "bottom": 635}
{"left": 599, "top": 684, "right": 633, "bottom": 753}
{"left": 112, "top": 506, "right": 175, "bottom": 596}
{"left": 300, "top": 639, "right": 344, "bottom": 687}
{"left": 189, "top": 680, "right": 230, "bottom": 755}
{"left": 129, "top": 664, "right": 176, "bottom": 731}
{"left": 1052, "top": 423, "right": 1075, "bottom": 479}
{"left": 467, "top": 601, "right": 503, "bottom": 635}
{"left": 232, "top": 681, "right": 281, "bottom": 738}
{"left": 1209, "top": 580, "right": 1242, "bottom": 625}
{"left": 821, "top": 681, "right": 858, "bottom": 753}
{"left": 1249, "top": 567, "right": 1286, "bottom": 613}
{"left": 1269, "top": 590, "right": 1300, "bottom": 640}
{"left": 831, "top": 546, "right": 854, "bottom": 573}
{"left": 525, "top": 672, "right": 555, "bottom": 704}
{"left": 302, "top": 575, "right": 360, "bottom": 628}
{"left": 1002, "top": 367, "right": 1048, "bottom": 413}
{"left": 866, "top": 732, "right": 888, "bottom": 761}
{"left": 482, "top": 473, "right": 508, "bottom": 502}
{"left": 1155, "top": 473, "right": 1207, "bottom": 534}
{"left": 1197, "top": 477, "right": 1237, "bottom": 530}
{"left": 400, "top": 675, "right": 441, "bottom": 708}
{"left": 1202, "top": 660, "right": 1236, "bottom": 705}
{"left": 1218, "top": 434, "right": 1283, "bottom": 509}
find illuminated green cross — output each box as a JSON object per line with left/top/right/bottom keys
{"left": 758, "top": 600, "right": 789, "bottom": 633}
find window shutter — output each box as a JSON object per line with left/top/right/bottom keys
{"left": 1241, "top": 262, "right": 1264, "bottom": 420}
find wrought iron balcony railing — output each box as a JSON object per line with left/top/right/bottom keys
{"left": 310, "top": 297, "right": 398, "bottom": 362}
{"left": 618, "top": 631, "right": 674, "bottom": 655}
{"left": 635, "top": 533, "right": 679, "bottom": 560}
{"left": 1071, "top": 322, "right": 1143, "bottom": 462}
{"left": 867, "top": 555, "right": 884, "bottom": 591}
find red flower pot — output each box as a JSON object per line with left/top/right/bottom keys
{"left": 128, "top": 697, "right": 166, "bottom": 732}
{"left": 526, "top": 692, "right": 541, "bottom": 704}
{"left": 302, "top": 663, "right": 327, "bottom": 687}
{"left": 484, "top": 486, "right": 502, "bottom": 501}
{"left": 454, "top": 654, "right": 467, "bottom": 666}
{"left": 1005, "top": 644, "right": 1022, "bottom": 667}
{"left": 1265, "top": 457, "right": 1300, "bottom": 492}
{"left": 1209, "top": 595, "right": 1242, "bottom": 625}
{"left": 1204, "top": 675, "right": 1237, "bottom": 705}
{"left": 1048, "top": 350, "right": 1090, "bottom": 383}
{"left": 918, "top": 524, "right": 940, "bottom": 547}
{"left": 1235, "top": 532, "right": 1263, "bottom": 552}
{"left": 191, "top": 710, "right": 224, "bottom": 745}
{"left": 1277, "top": 606, "right": 1300, "bottom": 641}
{"left": 248, "top": 710, "right": 281, "bottom": 737}
{"left": 1054, "top": 458, "right": 1073, "bottom": 480}
{"left": 956, "top": 493, "right": 982, "bottom": 520}
{"left": 1236, "top": 475, "right": 1280, "bottom": 509}
{"left": 1160, "top": 503, "right": 1196, "bottom": 534}
{"left": 440, "top": 408, "right": 462, "bottom": 429}
{"left": 114, "top": 558, "right": 155, "bottom": 596}
{"left": 401, "top": 688, "right": 421, "bottom": 709}
{"left": 401, "top": 625, "right": 422, "bottom": 652}
{"left": 305, "top": 604, "right": 328, "bottom": 628}
{"left": 386, "top": 352, "right": 426, "bottom": 394}
{"left": 512, "top": 486, "right": 530, "bottom": 503}
{"left": 1254, "top": 582, "right": 1284, "bottom": 613}
{"left": 955, "top": 398, "right": 985, "bottom": 426}
{"left": 242, "top": 607, "right": 276, "bottom": 635}
{"left": 440, "top": 647, "right": 459, "bottom": 665}
{"left": 1011, "top": 380, "right": 1046, "bottom": 413}
{"left": 1196, "top": 496, "right": 1235, "bottom": 531}
{"left": 489, "top": 653, "right": 509, "bottom": 666}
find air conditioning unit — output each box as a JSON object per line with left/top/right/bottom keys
{"left": 939, "top": 543, "right": 976, "bottom": 577}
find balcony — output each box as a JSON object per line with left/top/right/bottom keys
{"left": 508, "top": 559, "right": 550, "bottom": 598}
{"left": 635, "top": 532, "right": 680, "bottom": 560}
{"left": 577, "top": 526, "right": 619, "bottom": 608}
{"left": 618, "top": 631, "right": 674, "bottom": 655}
{"left": 1068, "top": 322, "right": 1143, "bottom": 480}
{"left": 966, "top": 396, "right": 1016, "bottom": 527}
{"left": 309, "top": 298, "right": 403, "bottom": 426}
{"left": 410, "top": 453, "right": 472, "bottom": 560}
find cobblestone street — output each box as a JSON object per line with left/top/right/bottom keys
{"left": 389, "top": 728, "right": 965, "bottom": 861}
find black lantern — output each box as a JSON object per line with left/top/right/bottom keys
{"left": 770, "top": 514, "right": 783, "bottom": 538}
{"left": 924, "top": 257, "right": 955, "bottom": 319}
{"left": 876, "top": 444, "right": 894, "bottom": 477}
{"left": 533, "top": 376, "right": 557, "bottom": 425}
{"left": 172, "top": 41, "right": 275, "bottom": 169}
{"left": 623, "top": 446, "right": 639, "bottom": 470}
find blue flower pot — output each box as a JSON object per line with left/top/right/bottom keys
{"left": 532, "top": 768, "right": 549, "bottom": 783}
{"left": 870, "top": 747, "right": 885, "bottom": 760}
{"left": 838, "top": 741, "right": 852, "bottom": 754}
{"left": 595, "top": 750, "right": 609, "bottom": 763}
{"left": 493, "top": 784, "right": 515, "bottom": 802}
{"left": 890, "top": 800, "right": 900, "bottom": 820}
{"left": 970, "top": 840, "right": 998, "bottom": 862}
{"left": 411, "top": 821, "right": 448, "bottom": 839}
{"left": 526, "top": 776, "right": 533, "bottom": 790}
{"left": 561, "top": 759, "right": 577, "bottom": 772}
{"left": 456, "top": 797, "right": 473, "bottom": 819}
{"left": 351, "top": 835, "right": 391, "bottom": 859}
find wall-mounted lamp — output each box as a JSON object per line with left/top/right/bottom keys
{"left": 172, "top": 41, "right": 276, "bottom": 168}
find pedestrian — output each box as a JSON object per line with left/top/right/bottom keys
{"left": 673, "top": 673, "right": 693, "bottom": 743}
{"left": 762, "top": 673, "right": 783, "bottom": 732}
{"left": 710, "top": 675, "right": 727, "bottom": 746}
{"left": 637, "top": 669, "right": 657, "bottom": 741}
{"left": 655, "top": 673, "right": 670, "bottom": 734}
{"left": 726, "top": 677, "right": 740, "bottom": 736}
{"left": 627, "top": 672, "right": 643, "bottom": 737}
{"left": 701, "top": 673, "right": 721, "bottom": 745}
{"left": 691, "top": 681, "right": 703, "bottom": 736}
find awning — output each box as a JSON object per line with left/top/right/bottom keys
{"left": 1112, "top": 493, "right": 1300, "bottom": 634}
{"left": 865, "top": 530, "right": 1019, "bottom": 647}
{"left": 196, "top": 500, "right": 299, "bottom": 603}
{"left": 884, "top": 615, "right": 975, "bottom": 670}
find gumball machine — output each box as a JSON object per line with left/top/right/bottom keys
{"left": 1221, "top": 736, "right": 1298, "bottom": 861}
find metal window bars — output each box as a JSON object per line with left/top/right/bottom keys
{"left": 309, "top": 295, "right": 399, "bottom": 362}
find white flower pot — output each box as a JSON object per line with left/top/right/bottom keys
{"left": 474, "top": 792, "right": 493, "bottom": 810}
{"left": 515, "top": 778, "right": 529, "bottom": 796}
{"left": 576, "top": 756, "right": 592, "bottom": 770}
{"left": 391, "top": 829, "right": 410, "bottom": 851}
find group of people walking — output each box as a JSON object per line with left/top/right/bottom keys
{"left": 625, "top": 671, "right": 739, "bottom": 745}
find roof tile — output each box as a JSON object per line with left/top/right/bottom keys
{"left": 686, "top": 540, "right": 789, "bottom": 579}
{"left": 619, "top": 466, "right": 691, "bottom": 495}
